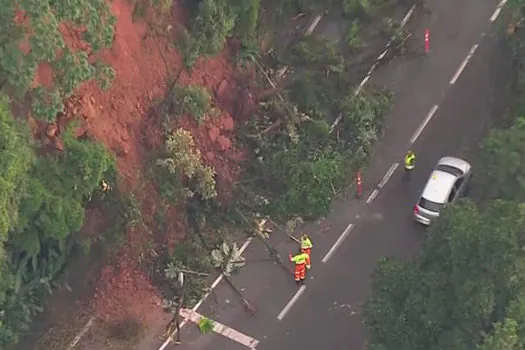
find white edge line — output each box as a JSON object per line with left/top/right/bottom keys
{"left": 449, "top": 44, "right": 479, "bottom": 85}
{"left": 378, "top": 162, "right": 399, "bottom": 189}
{"left": 410, "top": 105, "right": 439, "bottom": 144}
{"left": 366, "top": 189, "right": 379, "bottom": 204}
{"left": 158, "top": 237, "right": 254, "bottom": 350}
{"left": 330, "top": 3, "right": 416, "bottom": 132}
{"left": 66, "top": 317, "right": 95, "bottom": 350}
{"left": 277, "top": 285, "right": 307, "bottom": 320}
{"left": 490, "top": 0, "right": 508, "bottom": 22}
{"left": 322, "top": 224, "right": 355, "bottom": 263}
{"left": 400, "top": 5, "right": 416, "bottom": 27}
{"left": 305, "top": 14, "right": 324, "bottom": 35}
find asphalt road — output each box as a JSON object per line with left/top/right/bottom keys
{"left": 161, "top": 0, "right": 513, "bottom": 349}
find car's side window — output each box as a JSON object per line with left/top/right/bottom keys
{"left": 454, "top": 177, "right": 464, "bottom": 191}
{"left": 448, "top": 187, "right": 457, "bottom": 203}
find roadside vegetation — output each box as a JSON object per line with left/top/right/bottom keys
{"left": 364, "top": 4, "right": 525, "bottom": 349}
{"left": 1, "top": 0, "right": 413, "bottom": 347}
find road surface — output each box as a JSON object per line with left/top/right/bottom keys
{"left": 155, "top": 0, "right": 514, "bottom": 349}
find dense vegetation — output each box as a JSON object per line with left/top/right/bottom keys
{"left": 0, "top": 96, "right": 116, "bottom": 347}
{"left": 364, "top": 8, "right": 525, "bottom": 349}
{"left": 0, "top": 1, "right": 119, "bottom": 346}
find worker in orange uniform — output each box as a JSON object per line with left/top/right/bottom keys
{"left": 289, "top": 249, "right": 311, "bottom": 285}
{"left": 300, "top": 233, "right": 313, "bottom": 257}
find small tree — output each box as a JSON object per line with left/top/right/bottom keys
{"left": 211, "top": 242, "right": 246, "bottom": 276}
{"left": 157, "top": 128, "right": 217, "bottom": 200}
{"left": 167, "top": 85, "right": 211, "bottom": 124}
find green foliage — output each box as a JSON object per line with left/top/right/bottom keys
{"left": 340, "top": 90, "right": 391, "bottom": 149}
{"left": 178, "top": 0, "right": 260, "bottom": 68}
{"left": 346, "top": 20, "right": 362, "bottom": 50}
{"left": 169, "top": 85, "right": 211, "bottom": 124}
{"left": 198, "top": 317, "right": 215, "bottom": 334}
{"left": 0, "top": 96, "right": 33, "bottom": 256}
{"left": 478, "top": 319, "right": 520, "bottom": 350}
{"left": 164, "top": 237, "right": 214, "bottom": 307}
{"left": 0, "top": 0, "right": 116, "bottom": 121}
{"left": 286, "top": 37, "right": 345, "bottom": 73}
{"left": 157, "top": 128, "right": 217, "bottom": 201}
{"left": 210, "top": 242, "right": 246, "bottom": 275}
{"left": 242, "top": 34, "right": 390, "bottom": 220}
{"left": 247, "top": 119, "right": 348, "bottom": 218}
{"left": 475, "top": 117, "right": 525, "bottom": 201}
{"left": 365, "top": 199, "right": 525, "bottom": 350}
{"left": 342, "top": 0, "right": 390, "bottom": 17}
{"left": 0, "top": 122, "right": 116, "bottom": 348}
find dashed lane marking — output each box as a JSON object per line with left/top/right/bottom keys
{"left": 490, "top": 0, "right": 507, "bottom": 22}
{"left": 410, "top": 104, "right": 439, "bottom": 144}
{"left": 322, "top": 223, "right": 355, "bottom": 263}
{"left": 366, "top": 189, "right": 379, "bottom": 204}
{"left": 450, "top": 44, "right": 479, "bottom": 85}
{"left": 277, "top": 286, "right": 307, "bottom": 320}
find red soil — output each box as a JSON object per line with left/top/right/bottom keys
{"left": 31, "top": 0, "right": 252, "bottom": 325}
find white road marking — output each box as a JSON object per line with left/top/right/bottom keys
{"left": 365, "top": 163, "right": 398, "bottom": 204}
{"left": 158, "top": 237, "right": 254, "bottom": 350}
{"left": 490, "top": 0, "right": 508, "bottom": 22}
{"left": 366, "top": 189, "right": 379, "bottom": 204}
{"left": 450, "top": 44, "right": 479, "bottom": 85}
{"left": 67, "top": 317, "right": 95, "bottom": 350}
{"left": 355, "top": 75, "right": 371, "bottom": 96}
{"left": 277, "top": 286, "right": 307, "bottom": 320}
{"left": 322, "top": 223, "right": 355, "bottom": 263}
{"left": 400, "top": 5, "right": 416, "bottom": 27}
{"left": 410, "top": 104, "right": 439, "bottom": 144}
{"left": 330, "top": 3, "right": 417, "bottom": 132}
{"left": 180, "top": 309, "right": 260, "bottom": 348}
{"left": 378, "top": 162, "right": 399, "bottom": 189}
{"left": 377, "top": 49, "right": 388, "bottom": 61}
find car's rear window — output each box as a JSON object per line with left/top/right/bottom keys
{"left": 418, "top": 197, "right": 444, "bottom": 212}
{"left": 436, "top": 164, "right": 463, "bottom": 176}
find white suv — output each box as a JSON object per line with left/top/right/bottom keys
{"left": 413, "top": 156, "right": 471, "bottom": 225}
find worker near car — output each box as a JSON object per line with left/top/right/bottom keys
{"left": 289, "top": 248, "right": 311, "bottom": 285}
{"left": 404, "top": 150, "right": 416, "bottom": 172}
{"left": 300, "top": 233, "right": 313, "bottom": 257}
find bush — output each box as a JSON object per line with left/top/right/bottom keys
{"left": 171, "top": 85, "right": 211, "bottom": 124}
{"left": 157, "top": 128, "right": 217, "bottom": 201}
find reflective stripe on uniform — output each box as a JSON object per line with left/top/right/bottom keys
{"left": 301, "top": 238, "right": 312, "bottom": 249}
{"left": 291, "top": 253, "right": 308, "bottom": 265}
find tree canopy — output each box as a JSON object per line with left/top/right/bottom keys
{"left": 475, "top": 117, "right": 525, "bottom": 201}
{"left": 365, "top": 199, "right": 525, "bottom": 350}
